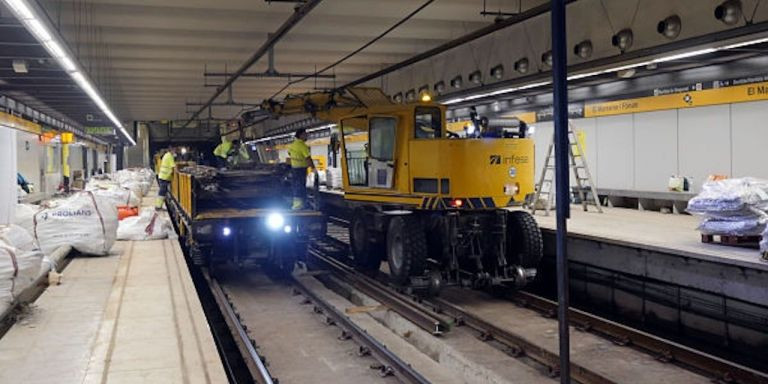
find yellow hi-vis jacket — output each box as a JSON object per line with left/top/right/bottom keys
{"left": 158, "top": 152, "right": 175, "bottom": 181}
{"left": 213, "top": 139, "right": 232, "bottom": 159}
{"left": 288, "top": 138, "right": 310, "bottom": 168}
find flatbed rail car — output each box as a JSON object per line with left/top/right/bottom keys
{"left": 167, "top": 165, "right": 326, "bottom": 273}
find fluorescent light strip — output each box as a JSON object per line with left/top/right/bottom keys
{"left": 3, "top": 0, "right": 135, "bottom": 146}
{"left": 444, "top": 35, "right": 768, "bottom": 105}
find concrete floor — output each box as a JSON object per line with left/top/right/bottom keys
{"left": 442, "top": 287, "right": 710, "bottom": 384}
{"left": 220, "top": 270, "right": 398, "bottom": 384}
{"left": 528, "top": 206, "right": 768, "bottom": 270}
{"left": 0, "top": 194, "right": 226, "bottom": 384}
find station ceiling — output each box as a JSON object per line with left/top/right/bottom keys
{"left": 2, "top": 0, "right": 768, "bottom": 136}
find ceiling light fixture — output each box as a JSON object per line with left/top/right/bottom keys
{"left": 657, "top": 15, "right": 682, "bottom": 39}
{"left": 469, "top": 70, "right": 482, "bottom": 84}
{"left": 405, "top": 89, "right": 416, "bottom": 102}
{"left": 490, "top": 64, "right": 504, "bottom": 80}
{"left": 514, "top": 58, "right": 530, "bottom": 74}
{"left": 715, "top": 0, "right": 742, "bottom": 25}
{"left": 2, "top": 0, "right": 135, "bottom": 146}
{"left": 541, "top": 51, "right": 553, "bottom": 67}
{"left": 433, "top": 81, "right": 446, "bottom": 94}
{"left": 574, "top": 40, "right": 593, "bottom": 59}
{"left": 439, "top": 35, "right": 768, "bottom": 105}
{"left": 612, "top": 29, "right": 634, "bottom": 52}
{"left": 450, "top": 75, "right": 463, "bottom": 89}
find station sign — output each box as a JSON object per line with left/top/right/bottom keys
{"left": 0, "top": 111, "right": 41, "bottom": 135}
{"left": 86, "top": 126, "right": 115, "bottom": 135}
{"left": 496, "top": 73, "right": 768, "bottom": 122}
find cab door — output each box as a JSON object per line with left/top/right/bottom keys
{"left": 367, "top": 116, "right": 397, "bottom": 189}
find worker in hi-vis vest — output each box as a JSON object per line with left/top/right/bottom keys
{"left": 213, "top": 137, "right": 232, "bottom": 169}
{"left": 287, "top": 129, "right": 316, "bottom": 210}
{"left": 156, "top": 147, "right": 178, "bottom": 210}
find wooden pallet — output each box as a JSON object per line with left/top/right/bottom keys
{"left": 701, "top": 233, "right": 761, "bottom": 247}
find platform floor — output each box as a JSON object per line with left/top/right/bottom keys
{"left": 529, "top": 206, "right": 768, "bottom": 271}
{"left": 0, "top": 196, "right": 227, "bottom": 383}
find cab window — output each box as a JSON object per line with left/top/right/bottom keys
{"left": 341, "top": 116, "right": 368, "bottom": 186}
{"left": 369, "top": 117, "right": 396, "bottom": 161}
{"left": 414, "top": 107, "right": 442, "bottom": 139}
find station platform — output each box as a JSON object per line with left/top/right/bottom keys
{"left": 531, "top": 206, "right": 768, "bottom": 271}
{"left": 0, "top": 195, "right": 227, "bottom": 383}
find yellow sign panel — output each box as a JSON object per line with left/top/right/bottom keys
{"left": 311, "top": 155, "right": 327, "bottom": 171}
{"left": 0, "top": 111, "right": 42, "bottom": 135}
{"left": 502, "top": 111, "right": 537, "bottom": 124}
{"left": 585, "top": 81, "right": 768, "bottom": 117}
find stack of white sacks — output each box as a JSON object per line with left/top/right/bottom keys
{"left": 687, "top": 178, "right": 768, "bottom": 250}
{"left": 1, "top": 168, "right": 174, "bottom": 312}
{"left": 325, "top": 167, "right": 343, "bottom": 190}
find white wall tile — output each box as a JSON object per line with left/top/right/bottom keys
{"left": 678, "top": 105, "right": 731, "bottom": 192}
{"left": 634, "top": 110, "right": 678, "bottom": 191}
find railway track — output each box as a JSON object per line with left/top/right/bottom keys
{"left": 314, "top": 220, "right": 768, "bottom": 384}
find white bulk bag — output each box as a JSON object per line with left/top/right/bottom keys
{"left": 117, "top": 209, "right": 173, "bottom": 241}
{"left": 91, "top": 186, "right": 140, "bottom": 208}
{"left": 33, "top": 192, "right": 118, "bottom": 256}
{"left": 0, "top": 224, "right": 44, "bottom": 305}
{"left": 14, "top": 203, "right": 38, "bottom": 235}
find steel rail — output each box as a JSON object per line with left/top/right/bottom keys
{"left": 206, "top": 274, "right": 275, "bottom": 384}
{"left": 510, "top": 291, "right": 768, "bottom": 384}
{"left": 308, "top": 245, "right": 449, "bottom": 335}
{"left": 433, "top": 297, "right": 615, "bottom": 384}
{"left": 183, "top": 0, "right": 324, "bottom": 127}
{"left": 322, "top": 220, "right": 767, "bottom": 383}
{"left": 291, "top": 275, "right": 431, "bottom": 384}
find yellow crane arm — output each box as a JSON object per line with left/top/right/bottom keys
{"left": 261, "top": 87, "right": 393, "bottom": 122}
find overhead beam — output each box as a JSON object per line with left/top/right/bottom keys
{"left": 183, "top": 0, "right": 323, "bottom": 127}
{"left": 204, "top": 71, "right": 336, "bottom": 79}
{"left": 343, "top": 0, "right": 576, "bottom": 88}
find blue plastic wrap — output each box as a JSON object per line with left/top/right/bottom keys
{"left": 698, "top": 217, "right": 766, "bottom": 236}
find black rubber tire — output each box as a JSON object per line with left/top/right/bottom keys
{"left": 349, "top": 210, "right": 384, "bottom": 273}
{"left": 386, "top": 215, "right": 427, "bottom": 285}
{"left": 506, "top": 210, "right": 544, "bottom": 268}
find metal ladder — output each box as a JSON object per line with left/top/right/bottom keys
{"left": 531, "top": 121, "right": 603, "bottom": 215}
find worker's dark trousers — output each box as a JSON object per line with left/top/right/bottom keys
{"left": 156, "top": 179, "right": 170, "bottom": 209}
{"left": 291, "top": 167, "right": 307, "bottom": 209}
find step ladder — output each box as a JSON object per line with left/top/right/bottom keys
{"left": 531, "top": 121, "right": 603, "bottom": 216}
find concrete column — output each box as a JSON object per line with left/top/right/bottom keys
{"left": 0, "top": 127, "right": 18, "bottom": 225}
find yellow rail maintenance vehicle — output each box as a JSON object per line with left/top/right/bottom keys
{"left": 167, "top": 164, "right": 326, "bottom": 276}
{"left": 264, "top": 88, "right": 542, "bottom": 293}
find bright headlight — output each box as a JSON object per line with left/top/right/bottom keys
{"left": 266, "top": 213, "right": 285, "bottom": 230}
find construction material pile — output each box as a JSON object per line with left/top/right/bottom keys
{"left": 687, "top": 178, "right": 768, "bottom": 237}
{"left": 117, "top": 208, "right": 174, "bottom": 241}
{"left": 85, "top": 168, "right": 155, "bottom": 208}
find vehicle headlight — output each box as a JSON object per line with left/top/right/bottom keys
{"left": 266, "top": 213, "right": 285, "bottom": 230}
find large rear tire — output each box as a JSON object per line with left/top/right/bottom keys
{"left": 386, "top": 215, "right": 427, "bottom": 285}
{"left": 349, "top": 210, "right": 384, "bottom": 273}
{"left": 506, "top": 210, "right": 543, "bottom": 268}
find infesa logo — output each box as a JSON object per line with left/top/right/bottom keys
{"left": 490, "top": 154, "right": 529, "bottom": 165}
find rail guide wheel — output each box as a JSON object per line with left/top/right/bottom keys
{"left": 506, "top": 210, "right": 544, "bottom": 283}
{"left": 386, "top": 215, "right": 427, "bottom": 285}
{"left": 349, "top": 210, "right": 384, "bottom": 274}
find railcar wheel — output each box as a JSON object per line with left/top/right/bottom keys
{"left": 349, "top": 210, "right": 384, "bottom": 274}
{"left": 386, "top": 215, "right": 427, "bottom": 285}
{"left": 506, "top": 210, "right": 543, "bottom": 268}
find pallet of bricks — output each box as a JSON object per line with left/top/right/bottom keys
{"left": 687, "top": 177, "right": 768, "bottom": 260}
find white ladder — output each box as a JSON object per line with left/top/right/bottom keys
{"left": 530, "top": 121, "right": 603, "bottom": 215}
